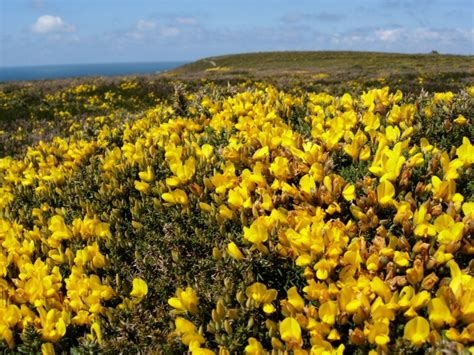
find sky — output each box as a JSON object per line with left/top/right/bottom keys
{"left": 0, "top": 0, "right": 473, "bottom": 67}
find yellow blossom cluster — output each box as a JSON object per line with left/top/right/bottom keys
{"left": 165, "top": 86, "right": 473, "bottom": 353}
{"left": 0, "top": 87, "right": 152, "bottom": 350}
{"left": 0, "top": 79, "right": 472, "bottom": 353}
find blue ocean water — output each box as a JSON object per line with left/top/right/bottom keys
{"left": 0, "top": 62, "right": 186, "bottom": 82}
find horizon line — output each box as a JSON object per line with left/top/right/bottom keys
{"left": 2, "top": 49, "right": 473, "bottom": 69}
{"left": 0, "top": 60, "right": 190, "bottom": 69}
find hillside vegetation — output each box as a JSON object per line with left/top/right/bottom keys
{"left": 169, "top": 51, "right": 474, "bottom": 84}
{"left": 0, "top": 52, "right": 473, "bottom": 354}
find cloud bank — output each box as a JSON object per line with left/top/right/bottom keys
{"left": 31, "top": 15, "right": 75, "bottom": 34}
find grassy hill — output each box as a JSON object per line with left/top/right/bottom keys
{"left": 170, "top": 51, "right": 474, "bottom": 75}
{"left": 167, "top": 50, "right": 474, "bottom": 84}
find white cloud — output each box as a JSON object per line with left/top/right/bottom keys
{"left": 176, "top": 16, "right": 198, "bottom": 25}
{"left": 413, "top": 27, "right": 442, "bottom": 41}
{"left": 160, "top": 27, "right": 180, "bottom": 37}
{"left": 31, "top": 15, "right": 74, "bottom": 34}
{"left": 128, "top": 21, "right": 180, "bottom": 40}
{"left": 128, "top": 19, "right": 157, "bottom": 40}
{"left": 375, "top": 28, "right": 404, "bottom": 42}
{"left": 375, "top": 27, "right": 472, "bottom": 47}
{"left": 128, "top": 31, "right": 144, "bottom": 40}
{"left": 136, "top": 20, "right": 156, "bottom": 31}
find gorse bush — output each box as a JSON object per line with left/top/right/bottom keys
{"left": 0, "top": 79, "right": 473, "bottom": 354}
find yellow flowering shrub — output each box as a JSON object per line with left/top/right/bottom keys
{"left": 0, "top": 77, "right": 472, "bottom": 353}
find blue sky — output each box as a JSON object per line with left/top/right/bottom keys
{"left": 0, "top": 0, "right": 473, "bottom": 66}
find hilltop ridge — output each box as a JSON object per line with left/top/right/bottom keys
{"left": 166, "top": 50, "right": 474, "bottom": 81}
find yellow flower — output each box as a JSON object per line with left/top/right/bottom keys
{"left": 377, "top": 180, "right": 395, "bottom": 206}
{"left": 227, "top": 189, "right": 244, "bottom": 208}
{"left": 319, "top": 300, "right": 339, "bottom": 325}
{"left": 253, "top": 146, "right": 270, "bottom": 160}
{"left": 328, "top": 328, "right": 341, "bottom": 341}
{"left": 167, "top": 157, "right": 196, "bottom": 186}
{"left": 362, "top": 111, "right": 380, "bottom": 131}
{"left": 406, "top": 259, "right": 425, "bottom": 286}
{"left": 219, "top": 205, "right": 234, "bottom": 220}
{"left": 431, "top": 176, "right": 452, "bottom": 201}
{"left": 130, "top": 278, "right": 148, "bottom": 299}
{"left": 0, "top": 323, "right": 14, "bottom": 348}
{"left": 413, "top": 204, "right": 436, "bottom": 238}
{"left": 138, "top": 166, "right": 155, "bottom": 182}
{"left": 388, "top": 104, "right": 415, "bottom": 124}
{"left": 457, "top": 137, "right": 474, "bottom": 167}
{"left": 72, "top": 310, "right": 90, "bottom": 326}
{"left": 433, "top": 246, "right": 453, "bottom": 265}
{"left": 262, "top": 303, "right": 276, "bottom": 314}
{"left": 245, "top": 337, "right": 266, "bottom": 355}
{"left": 359, "top": 145, "right": 371, "bottom": 161}
{"left": 184, "top": 336, "right": 207, "bottom": 350}
{"left": 246, "top": 282, "right": 277, "bottom": 313}
{"left": 434, "top": 214, "right": 464, "bottom": 244}
{"left": 175, "top": 318, "right": 205, "bottom": 347}
{"left": 199, "top": 202, "right": 212, "bottom": 213}
{"left": 367, "top": 321, "right": 390, "bottom": 346}
{"left": 342, "top": 184, "right": 356, "bottom": 201}
{"left": 269, "top": 157, "right": 290, "bottom": 180}
{"left": 428, "top": 297, "right": 456, "bottom": 328}
{"left": 228, "top": 186, "right": 251, "bottom": 209}
{"left": 299, "top": 174, "right": 316, "bottom": 195}
{"left": 279, "top": 317, "right": 302, "bottom": 349}
{"left": 420, "top": 137, "right": 435, "bottom": 153}
{"left": 168, "top": 287, "right": 199, "bottom": 313}
{"left": 340, "top": 92, "right": 353, "bottom": 109}
{"left": 385, "top": 125, "right": 401, "bottom": 143}
{"left": 463, "top": 201, "right": 474, "bottom": 218}
{"left": 295, "top": 253, "right": 312, "bottom": 267}
{"left": 442, "top": 157, "right": 463, "bottom": 181}
{"left": 393, "top": 201, "right": 413, "bottom": 224}
{"left": 344, "top": 137, "right": 362, "bottom": 161}
{"left": 243, "top": 218, "right": 268, "bottom": 245}
{"left": 162, "top": 189, "right": 189, "bottom": 205}
{"left": 134, "top": 180, "right": 150, "bottom": 192}
{"left": 369, "top": 142, "right": 406, "bottom": 181}
{"left": 175, "top": 317, "right": 197, "bottom": 334}
{"left": 404, "top": 290, "right": 431, "bottom": 317}
{"left": 189, "top": 343, "right": 215, "bottom": 355}
{"left": 37, "top": 307, "right": 69, "bottom": 342}
{"left": 404, "top": 316, "right": 430, "bottom": 347}
{"left": 286, "top": 286, "right": 305, "bottom": 312}
{"left": 227, "top": 242, "right": 244, "bottom": 261}
{"left": 94, "top": 222, "right": 112, "bottom": 239}
{"left": 339, "top": 286, "right": 362, "bottom": 314}
{"left": 433, "top": 91, "right": 454, "bottom": 104}
{"left": 454, "top": 114, "right": 467, "bottom": 125}
{"left": 90, "top": 322, "right": 102, "bottom": 345}
{"left": 314, "top": 258, "right": 332, "bottom": 280}
{"left": 41, "top": 343, "right": 55, "bottom": 355}
{"left": 48, "top": 215, "right": 73, "bottom": 244}
{"left": 371, "top": 276, "right": 392, "bottom": 302}
{"left": 393, "top": 251, "right": 410, "bottom": 267}
{"left": 406, "top": 152, "right": 424, "bottom": 168}
{"left": 200, "top": 144, "right": 214, "bottom": 160}
{"left": 362, "top": 90, "right": 375, "bottom": 112}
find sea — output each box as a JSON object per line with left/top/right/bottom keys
{"left": 0, "top": 62, "right": 187, "bottom": 82}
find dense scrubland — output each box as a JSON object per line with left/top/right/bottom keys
{"left": 0, "top": 52, "right": 473, "bottom": 354}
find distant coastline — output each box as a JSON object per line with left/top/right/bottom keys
{"left": 0, "top": 61, "right": 187, "bottom": 82}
